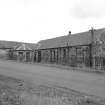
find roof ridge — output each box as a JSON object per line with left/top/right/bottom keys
{"left": 37, "top": 27, "right": 105, "bottom": 49}
{"left": 14, "top": 43, "right": 32, "bottom": 51}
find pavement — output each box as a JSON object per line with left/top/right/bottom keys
{"left": 0, "top": 60, "right": 105, "bottom": 99}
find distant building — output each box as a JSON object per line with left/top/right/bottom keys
{"left": 0, "top": 41, "right": 15, "bottom": 60}
{"left": 11, "top": 44, "right": 34, "bottom": 62}
{"left": 34, "top": 28, "right": 105, "bottom": 70}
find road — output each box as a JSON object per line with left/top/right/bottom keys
{"left": 0, "top": 60, "right": 105, "bottom": 98}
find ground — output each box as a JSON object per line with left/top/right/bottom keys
{"left": 0, "top": 60, "right": 105, "bottom": 104}
{"left": 0, "top": 74, "right": 105, "bottom": 105}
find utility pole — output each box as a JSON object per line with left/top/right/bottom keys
{"left": 89, "top": 27, "right": 94, "bottom": 67}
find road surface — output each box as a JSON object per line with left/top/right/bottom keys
{"left": 0, "top": 60, "right": 105, "bottom": 98}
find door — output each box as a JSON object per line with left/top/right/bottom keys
{"left": 38, "top": 50, "right": 41, "bottom": 62}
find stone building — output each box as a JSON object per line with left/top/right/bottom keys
{"left": 0, "top": 48, "right": 11, "bottom": 60}
{"left": 10, "top": 44, "right": 34, "bottom": 62}
{"left": 0, "top": 41, "right": 15, "bottom": 60}
{"left": 34, "top": 28, "right": 105, "bottom": 70}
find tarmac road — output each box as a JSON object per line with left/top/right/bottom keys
{"left": 0, "top": 60, "right": 105, "bottom": 98}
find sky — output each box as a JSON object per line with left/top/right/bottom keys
{"left": 0, "top": 0, "right": 105, "bottom": 43}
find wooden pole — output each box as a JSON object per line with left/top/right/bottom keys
{"left": 24, "top": 51, "right": 27, "bottom": 62}
{"left": 90, "top": 27, "right": 94, "bottom": 67}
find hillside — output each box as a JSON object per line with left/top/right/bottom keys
{"left": 0, "top": 40, "right": 37, "bottom": 50}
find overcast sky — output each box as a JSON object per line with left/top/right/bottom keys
{"left": 0, "top": 0, "right": 105, "bottom": 43}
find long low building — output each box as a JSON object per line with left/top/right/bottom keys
{"left": 34, "top": 28, "right": 105, "bottom": 70}
{"left": 1, "top": 28, "right": 105, "bottom": 70}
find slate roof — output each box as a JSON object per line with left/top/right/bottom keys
{"left": 37, "top": 28, "right": 105, "bottom": 49}
{"left": 14, "top": 44, "right": 33, "bottom": 51}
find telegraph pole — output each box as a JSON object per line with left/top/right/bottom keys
{"left": 90, "top": 27, "right": 94, "bottom": 67}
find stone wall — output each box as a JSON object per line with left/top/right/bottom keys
{"left": 35, "top": 45, "right": 91, "bottom": 68}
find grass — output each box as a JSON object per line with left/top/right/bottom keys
{"left": 0, "top": 74, "right": 105, "bottom": 105}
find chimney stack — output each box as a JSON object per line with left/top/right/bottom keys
{"left": 90, "top": 27, "right": 94, "bottom": 35}
{"left": 89, "top": 27, "right": 96, "bottom": 43}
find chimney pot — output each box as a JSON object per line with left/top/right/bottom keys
{"left": 69, "top": 31, "right": 71, "bottom": 35}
